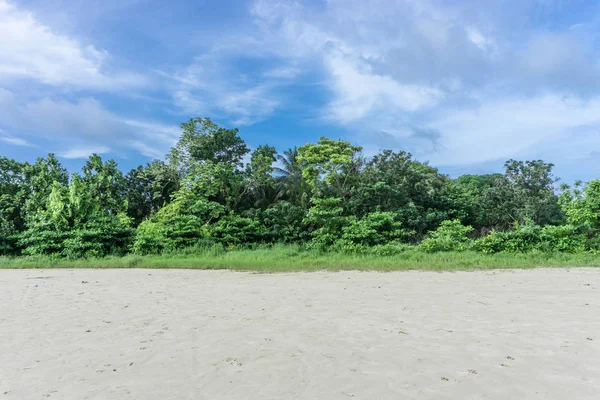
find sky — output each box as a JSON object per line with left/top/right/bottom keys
{"left": 1, "top": 0, "right": 600, "bottom": 182}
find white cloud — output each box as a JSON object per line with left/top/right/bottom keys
{"left": 429, "top": 95, "right": 600, "bottom": 165}
{"left": 0, "top": 89, "right": 178, "bottom": 159}
{"left": 465, "top": 26, "right": 494, "bottom": 51}
{"left": 166, "top": 56, "right": 281, "bottom": 125}
{"left": 0, "top": 96, "right": 134, "bottom": 143}
{"left": 3, "top": 0, "right": 599, "bottom": 176}
{"left": 0, "top": 127, "right": 31, "bottom": 147}
{"left": 0, "top": 136, "right": 30, "bottom": 146}
{"left": 0, "top": 0, "right": 146, "bottom": 89}
{"left": 249, "top": 0, "right": 456, "bottom": 125}
{"left": 247, "top": 0, "right": 600, "bottom": 169}
{"left": 325, "top": 54, "right": 442, "bottom": 124}
{"left": 0, "top": 135, "right": 29, "bottom": 146}
{"left": 123, "top": 120, "right": 181, "bottom": 158}
{"left": 263, "top": 67, "right": 301, "bottom": 79}
{"left": 60, "top": 146, "right": 111, "bottom": 159}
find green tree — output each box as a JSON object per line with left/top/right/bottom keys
{"left": 0, "top": 157, "right": 27, "bottom": 254}
{"left": 245, "top": 145, "right": 278, "bottom": 209}
{"left": 349, "top": 150, "right": 451, "bottom": 239}
{"left": 303, "top": 197, "right": 349, "bottom": 248}
{"left": 168, "top": 117, "right": 249, "bottom": 173}
{"left": 132, "top": 162, "right": 227, "bottom": 254}
{"left": 560, "top": 179, "right": 600, "bottom": 234}
{"left": 23, "top": 154, "right": 69, "bottom": 217}
{"left": 82, "top": 154, "right": 127, "bottom": 215}
{"left": 449, "top": 174, "right": 512, "bottom": 231}
{"left": 502, "top": 159, "right": 563, "bottom": 226}
{"left": 274, "top": 147, "right": 311, "bottom": 209}
{"left": 297, "top": 137, "right": 362, "bottom": 198}
{"left": 125, "top": 160, "right": 179, "bottom": 225}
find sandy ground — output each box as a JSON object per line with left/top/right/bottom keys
{"left": 1, "top": 269, "right": 599, "bottom": 399}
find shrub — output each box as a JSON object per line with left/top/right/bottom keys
{"left": 18, "top": 213, "right": 133, "bottom": 258}
{"left": 420, "top": 219, "right": 473, "bottom": 252}
{"left": 472, "top": 230, "right": 506, "bottom": 254}
{"left": 133, "top": 214, "right": 208, "bottom": 255}
{"left": 538, "top": 225, "right": 588, "bottom": 253}
{"left": 209, "top": 214, "right": 268, "bottom": 245}
{"left": 304, "top": 197, "right": 348, "bottom": 248}
{"left": 473, "top": 223, "right": 542, "bottom": 253}
{"left": 261, "top": 202, "right": 306, "bottom": 243}
{"left": 331, "top": 239, "right": 368, "bottom": 254}
{"left": 474, "top": 223, "right": 589, "bottom": 254}
{"left": 341, "top": 211, "right": 410, "bottom": 247}
{"left": 18, "top": 225, "right": 70, "bottom": 256}
{"left": 0, "top": 234, "right": 20, "bottom": 256}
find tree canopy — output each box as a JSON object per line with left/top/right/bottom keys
{"left": 1, "top": 118, "right": 598, "bottom": 258}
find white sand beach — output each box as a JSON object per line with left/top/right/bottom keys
{"left": 1, "top": 268, "right": 599, "bottom": 399}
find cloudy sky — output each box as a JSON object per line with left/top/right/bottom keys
{"left": 1, "top": 0, "right": 600, "bottom": 181}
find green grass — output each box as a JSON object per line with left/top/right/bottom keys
{"left": 1, "top": 244, "right": 600, "bottom": 271}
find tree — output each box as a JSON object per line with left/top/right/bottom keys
{"left": 18, "top": 169, "right": 133, "bottom": 258}
{"left": 0, "top": 116, "right": 592, "bottom": 257}
{"left": 502, "top": 159, "right": 563, "bottom": 226}
{"left": 82, "top": 154, "right": 126, "bottom": 215}
{"left": 125, "top": 160, "right": 179, "bottom": 225}
{"left": 303, "top": 197, "right": 348, "bottom": 248}
{"left": 449, "top": 174, "right": 512, "bottom": 231}
{"left": 0, "top": 157, "right": 27, "bottom": 254}
{"left": 274, "top": 147, "right": 311, "bottom": 209}
{"left": 349, "top": 149, "right": 451, "bottom": 239}
{"left": 560, "top": 179, "right": 600, "bottom": 234}
{"left": 168, "top": 117, "right": 249, "bottom": 173}
{"left": 23, "top": 154, "right": 69, "bottom": 217}
{"left": 297, "top": 137, "right": 362, "bottom": 198}
{"left": 245, "top": 145, "right": 278, "bottom": 208}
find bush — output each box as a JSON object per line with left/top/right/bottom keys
{"left": 304, "top": 197, "right": 348, "bottom": 248}
{"left": 18, "top": 225, "right": 70, "bottom": 256}
{"left": 538, "top": 225, "right": 588, "bottom": 253}
{"left": 475, "top": 223, "right": 542, "bottom": 253}
{"left": 0, "top": 234, "right": 20, "bottom": 256}
{"left": 331, "top": 239, "right": 368, "bottom": 253}
{"left": 18, "top": 213, "right": 133, "bottom": 259}
{"left": 420, "top": 219, "right": 473, "bottom": 252}
{"left": 261, "top": 202, "right": 306, "bottom": 243}
{"left": 474, "top": 223, "right": 590, "bottom": 254}
{"left": 133, "top": 214, "right": 208, "bottom": 255}
{"left": 341, "top": 212, "right": 411, "bottom": 247}
{"left": 209, "top": 214, "right": 268, "bottom": 245}
{"left": 309, "top": 209, "right": 413, "bottom": 250}
{"left": 472, "top": 230, "right": 506, "bottom": 254}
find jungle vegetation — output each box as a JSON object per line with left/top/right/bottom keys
{"left": 2, "top": 117, "right": 599, "bottom": 266}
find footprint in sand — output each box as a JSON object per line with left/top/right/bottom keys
{"left": 224, "top": 357, "right": 242, "bottom": 367}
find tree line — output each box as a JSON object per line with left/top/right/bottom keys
{"left": 1, "top": 117, "right": 599, "bottom": 258}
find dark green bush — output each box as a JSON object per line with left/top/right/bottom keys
{"left": 19, "top": 214, "right": 133, "bottom": 259}
{"left": 209, "top": 214, "right": 268, "bottom": 246}
{"left": 261, "top": 201, "right": 306, "bottom": 243}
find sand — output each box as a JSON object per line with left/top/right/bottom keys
{"left": 1, "top": 268, "right": 599, "bottom": 399}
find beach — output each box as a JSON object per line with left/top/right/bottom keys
{"left": 1, "top": 268, "right": 599, "bottom": 399}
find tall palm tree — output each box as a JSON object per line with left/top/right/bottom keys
{"left": 274, "top": 147, "right": 311, "bottom": 209}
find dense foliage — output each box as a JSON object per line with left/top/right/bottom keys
{"left": 2, "top": 117, "right": 599, "bottom": 258}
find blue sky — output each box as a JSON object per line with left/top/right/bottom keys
{"left": 1, "top": 0, "right": 600, "bottom": 181}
